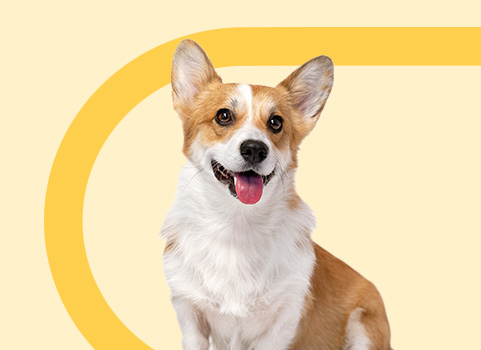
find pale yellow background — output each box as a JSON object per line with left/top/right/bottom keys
{"left": 2, "top": 1, "right": 481, "bottom": 349}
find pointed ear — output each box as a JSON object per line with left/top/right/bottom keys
{"left": 171, "top": 39, "right": 221, "bottom": 113}
{"left": 277, "top": 55, "right": 334, "bottom": 127}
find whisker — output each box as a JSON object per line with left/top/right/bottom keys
{"left": 275, "top": 157, "right": 289, "bottom": 201}
{"left": 181, "top": 166, "right": 204, "bottom": 194}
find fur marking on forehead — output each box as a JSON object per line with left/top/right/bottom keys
{"left": 237, "top": 84, "right": 253, "bottom": 121}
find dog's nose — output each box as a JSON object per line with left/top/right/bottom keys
{"left": 240, "top": 140, "right": 268, "bottom": 165}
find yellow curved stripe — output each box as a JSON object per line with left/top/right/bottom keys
{"left": 44, "top": 27, "right": 481, "bottom": 350}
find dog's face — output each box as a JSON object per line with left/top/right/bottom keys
{"left": 171, "top": 40, "right": 334, "bottom": 205}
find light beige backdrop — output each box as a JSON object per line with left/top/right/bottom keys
{"left": 2, "top": 1, "right": 481, "bottom": 349}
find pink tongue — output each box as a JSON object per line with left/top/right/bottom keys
{"left": 234, "top": 172, "right": 264, "bottom": 204}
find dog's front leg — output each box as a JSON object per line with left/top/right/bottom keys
{"left": 172, "top": 297, "right": 210, "bottom": 350}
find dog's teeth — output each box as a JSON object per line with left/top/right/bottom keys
{"left": 234, "top": 177, "right": 237, "bottom": 186}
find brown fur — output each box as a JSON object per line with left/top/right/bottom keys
{"left": 163, "top": 239, "right": 176, "bottom": 254}
{"left": 290, "top": 244, "right": 391, "bottom": 350}
{"left": 180, "top": 81, "right": 321, "bottom": 172}
{"left": 170, "top": 39, "right": 391, "bottom": 349}
{"left": 179, "top": 82, "right": 302, "bottom": 165}
{"left": 172, "top": 41, "right": 330, "bottom": 168}
{"left": 179, "top": 82, "right": 246, "bottom": 157}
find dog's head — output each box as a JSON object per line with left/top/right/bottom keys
{"left": 171, "top": 40, "right": 333, "bottom": 205}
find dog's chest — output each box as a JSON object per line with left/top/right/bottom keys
{"left": 165, "top": 226, "right": 306, "bottom": 317}
{"left": 164, "top": 224, "right": 315, "bottom": 348}
{"left": 161, "top": 171, "right": 318, "bottom": 345}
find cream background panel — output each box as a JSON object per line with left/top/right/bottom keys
{"left": 2, "top": 0, "right": 481, "bottom": 349}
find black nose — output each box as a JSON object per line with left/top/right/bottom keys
{"left": 240, "top": 140, "right": 268, "bottom": 165}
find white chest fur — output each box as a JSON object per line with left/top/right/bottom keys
{"left": 162, "top": 164, "right": 316, "bottom": 349}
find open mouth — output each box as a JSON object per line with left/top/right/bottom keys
{"left": 211, "top": 160, "right": 274, "bottom": 205}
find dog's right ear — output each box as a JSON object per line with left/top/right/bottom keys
{"left": 277, "top": 55, "right": 334, "bottom": 135}
{"left": 171, "top": 40, "right": 221, "bottom": 114}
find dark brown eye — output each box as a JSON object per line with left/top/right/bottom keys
{"left": 267, "top": 115, "right": 283, "bottom": 133}
{"left": 215, "top": 109, "right": 233, "bottom": 125}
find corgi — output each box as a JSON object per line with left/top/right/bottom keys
{"left": 161, "top": 39, "right": 391, "bottom": 350}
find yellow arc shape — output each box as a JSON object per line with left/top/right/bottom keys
{"left": 44, "top": 27, "right": 481, "bottom": 349}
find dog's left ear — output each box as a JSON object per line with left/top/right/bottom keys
{"left": 277, "top": 56, "right": 334, "bottom": 130}
{"left": 171, "top": 40, "right": 222, "bottom": 115}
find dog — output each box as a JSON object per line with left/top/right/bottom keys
{"left": 161, "top": 39, "right": 391, "bottom": 350}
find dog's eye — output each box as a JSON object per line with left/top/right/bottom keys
{"left": 267, "top": 115, "right": 283, "bottom": 133}
{"left": 215, "top": 109, "right": 233, "bottom": 126}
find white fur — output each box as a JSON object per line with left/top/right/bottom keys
{"left": 343, "top": 308, "right": 372, "bottom": 350}
{"left": 162, "top": 160, "right": 316, "bottom": 349}
{"left": 189, "top": 84, "right": 284, "bottom": 181}
{"left": 161, "top": 111, "right": 317, "bottom": 349}
{"left": 165, "top": 42, "right": 339, "bottom": 350}
{"left": 206, "top": 124, "right": 277, "bottom": 178}
{"left": 162, "top": 124, "right": 315, "bottom": 350}
{"left": 237, "top": 84, "right": 253, "bottom": 121}
{"left": 172, "top": 47, "right": 209, "bottom": 103}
